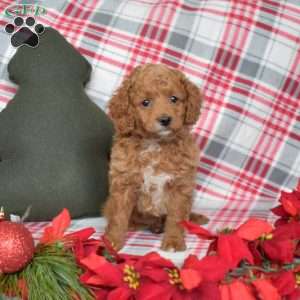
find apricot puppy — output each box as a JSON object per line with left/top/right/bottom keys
{"left": 103, "top": 64, "right": 204, "bottom": 251}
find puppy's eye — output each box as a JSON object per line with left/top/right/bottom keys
{"left": 169, "top": 96, "right": 178, "bottom": 103}
{"left": 141, "top": 99, "right": 152, "bottom": 107}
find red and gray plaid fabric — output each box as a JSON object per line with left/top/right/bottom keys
{"left": 0, "top": 0, "right": 299, "bottom": 259}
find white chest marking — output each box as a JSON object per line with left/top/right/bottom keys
{"left": 140, "top": 139, "right": 174, "bottom": 213}
{"left": 142, "top": 164, "right": 173, "bottom": 212}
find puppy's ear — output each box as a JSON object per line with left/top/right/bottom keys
{"left": 182, "top": 77, "right": 203, "bottom": 125}
{"left": 108, "top": 68, "right": 140, "bottom": 135}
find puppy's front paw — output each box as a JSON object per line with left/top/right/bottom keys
{"left": 105, "top": 231, "right": 125, "bottom": 252}
{"left": 161, "top": 235, "right": 186, "bottom": 252}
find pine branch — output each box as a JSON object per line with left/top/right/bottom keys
{"left": 0, "top": 243, "right": 94, "bottom": 300}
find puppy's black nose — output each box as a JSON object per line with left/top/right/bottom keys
{"left": 158, "top": 115, "right": 172, "bottom": 127}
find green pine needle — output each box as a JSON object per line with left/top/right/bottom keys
{"left": 0, "top": 243, "right": 94, "bottom": 300}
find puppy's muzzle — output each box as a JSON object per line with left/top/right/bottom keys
{"left": 158, "top": 115, "right": 172, "bottom": 127}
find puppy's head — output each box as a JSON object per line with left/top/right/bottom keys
{"left": 109, "top": 64, "right": 202, "bottom": 137}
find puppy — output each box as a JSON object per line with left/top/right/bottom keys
{"left": 103, "top": 64, "right": 207, "bottom": 251}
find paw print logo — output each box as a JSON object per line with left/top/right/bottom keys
{"left": 5, "top": 16, "right": 45, "bottom": 48}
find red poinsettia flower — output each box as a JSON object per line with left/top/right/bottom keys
{"left": 243, "top": 219, "right": 300, "bottom": 264}
{"left": 80, "top": 251, "right": 178, "bottom": 300}
{"left": 181, "top": 221, "right": 254, "bottom": 269}
{"left": 138, "top": 259, "right": 221, "bottom": 300}
{"left": 249, "top": 233, "right": 295, "bottom": 264}
{"left": 260, "top": 221, "right": 300, "bottom": 264}
{"left": 136, "top": 252, "right": 211, "bottom": 300}
{"left": 39, "top": 208, "right": 97, "bottom": 256}
{"left": 272, "top": 190, "right": 300, "bottom": 226}
{"left": 40, "top": 208, "right": 71, "bottom": 244}
{"left": 80, "top": 252, "right": 139, "bottom": 300}
{"left": 40, "top": 209, "right": 95, "bottom": 243}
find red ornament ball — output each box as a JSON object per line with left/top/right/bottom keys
{"left": 0, "top": 221, "right": 35, "bottom": 273}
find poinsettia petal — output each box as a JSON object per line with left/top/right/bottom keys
{"left": 73, "top": 238, "right": 101, "bottom": 262}
{"left": 40, "top": 208, "right": 71, "bottom": 243}
{"left": 172, "top": 290, "right": 194, "bottom": 300}
{"left": 198, "top": 282, "right": 221, "bottom": 300}
{"left": 282, "top": 197, "right": 298, "bottom": 216}
{"left": 83, "top": 239, "right": 102, "bottom": 257}
{"left": 80, "top": 252, "right": 108, "bottom": 271}
{"left": 220, "top": 281, "right": 256, "bottom": 300}
{"left": 94, "top": 289, "right": 109, "bottom": 300}
{"left": 263, "top": 238, "right": 295, "bottom": 264}
{"left": 271, "top": 205, "right": 289, "bottom": 217}
{"left": 80, "top": 252, "right": 123, "bottom": 286}
{"left": 51, "top": 208, "right": 71, "bottom": 234}
{"left": 288, "top": 288, "right": 300, "bottom": 300}
{"left": 65, "top": 227, "right": 95, "bottom": 241}
{"left": 248, "top": 240, "right": 264, "bottom": 265}
{"left": 80, "top": 270, "right": 116, "bottom": 287}
{"left": 184, "top": 255, "right": 229, "bottom": 282}
{"left": 295, "top": 190, "right": 300, "bottom": 199}
{"left": 252, "top": 278, "right": 280, "bottom": 300}
{"left": 138, "top": 251, "right": 175, "bottom": 269}
{"left": 107, "top": 287, "right": 133, "bottom": 300}
{"left": 180, "top": 269, "right": 202, "bottom": 290}
{"left": 102, "top": 234, "right": 122, "bottom": 261}
{"left": 80, "top": 271, "right": 109, "bottom": 286}
{"left": 272, "top": 271, "right": 296, "bottom": 296}
{"left": 180, "top": 221, "right": 215, "bottom": 239}
{"left": 218, "top": 233, "right": 254, "bottom": 269}
{"left": 95, "top": 265, "right": 123, "bottom": 287}
{"left": 273, "top": 221, "right": 300, "bottom": 239}
{"left": 183, "top": 255, "right": 199, "bottom": 269}
{"left": 217, "top": 235, "right": 234, "bottom": 268}
{"left": 274, "top": 218, "right": 289, "bottom": 227}
{"left": 228, "top": 280, "right": 256, "bottom": 300}
{"left": 140, "top": 268, "right": 169, "bottom": 282}
{"left": 236, "top": 218, "right": 273, "bottom": 241}
{"left": 219, "top": 284, "right": 231, "bottom": 300}
{"left": 280, "top": 191, "right": 300, "bottom": 206}
{"left": 137, "top": 282, "right": 173, "bottom": 300}
{"left": 207, "top": 239, "right": 218, "bottom": 255}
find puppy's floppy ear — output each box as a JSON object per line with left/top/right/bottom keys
{"left": 182, "top": 76, "right": 203, "bottom": 125}
{"left": 108, "top": 67, "right": 140, "bottom": 135}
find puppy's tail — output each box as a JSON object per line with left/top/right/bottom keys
{"left": 189, "top": 212, "right": 209, "bottom": 225}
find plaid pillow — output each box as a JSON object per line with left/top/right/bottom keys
{"left": 0, "top": 0, "right": 299, "bottom": 256}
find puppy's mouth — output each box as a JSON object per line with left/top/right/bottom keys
{"left": 158, "top": 129, "right": 172, "bottom": 136}
{"left": 154, "top": 123, "right": 173, "bottom": 137}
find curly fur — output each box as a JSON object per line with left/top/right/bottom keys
{"left": 103, "top": 64, "right": 207, "bottom": 251}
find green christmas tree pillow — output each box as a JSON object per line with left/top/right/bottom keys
{"left": 0, "top": 27, "right": 114, "bottom": 221}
